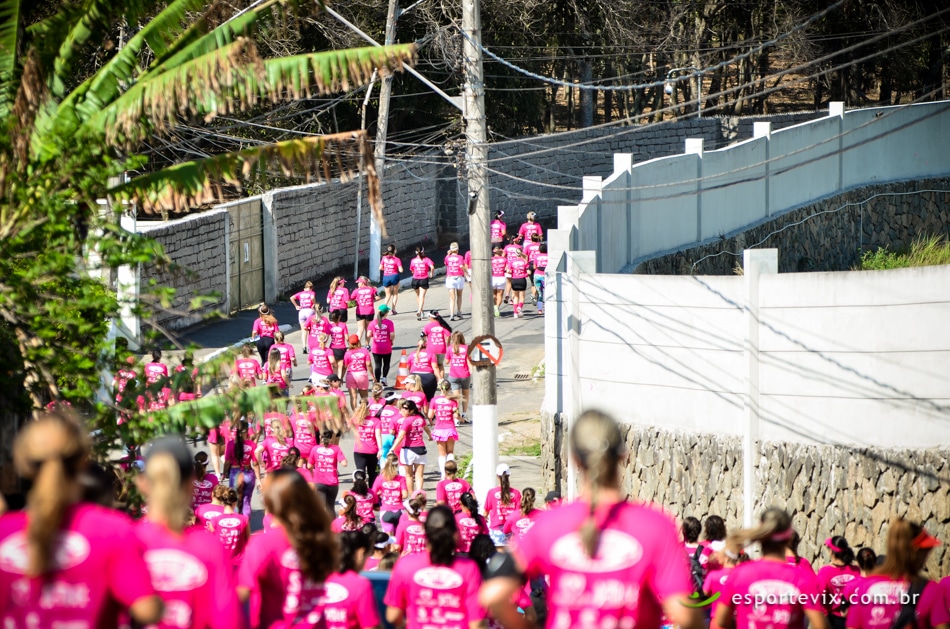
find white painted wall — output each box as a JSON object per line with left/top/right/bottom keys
{"left": 545, "top": 263, "right": 950, "bottom": 449}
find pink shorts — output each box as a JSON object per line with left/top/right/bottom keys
{"left": 431, "top": 427, "right": 459, "bottom": 442}
{"left": 346, "top": 372, "right": 369, "bottom": 391}
{"left": 208, "top": 427, "right": 226, "bottom": 444}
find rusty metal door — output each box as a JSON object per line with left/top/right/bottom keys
{"left": 228, "top": 199, "right": 264, "bottom": 313}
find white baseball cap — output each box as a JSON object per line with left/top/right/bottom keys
{"left": 496, "top": 463, "right": 510, "bottom": 476}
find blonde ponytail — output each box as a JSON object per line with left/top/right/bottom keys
{"left": 569, "top": 410, "right": 625, "bottom": 558}
{"left": 145, "top": 452, "right": 190, "bottom": 533}
{"left": 27, "top": 458, "right": 69, "bottom": 576}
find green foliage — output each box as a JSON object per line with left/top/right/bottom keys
{"left": 856, "top": 235, "right": 950, "bottom": 271}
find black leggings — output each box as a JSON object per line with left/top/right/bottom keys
{"left": 256, "top": 336, "right": 275, "bottom": 363}
{"left": 374, "top": 352, "right": 392, "bottom": 381}
{"left": 315, "top": 483, "right": 339, "bottom": 510}
{"left": 353, "top": 451, "right": 380, "bottom": 487}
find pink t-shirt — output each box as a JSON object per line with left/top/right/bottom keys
{"left": 401, "top": 390, "right": 428, "bottom": 413}
{"left": 324, "top": 571, "right": 381, "bottom": 629}
{"left": 329, "top": 323, "right": 349, "bottom": 349}
{"left": 353, "top": 286, "right": 377, "bottom": 316}
{"left": 263, "top": 366, "right": 287, "bottom": 390}
{"left": 502, "top": 508, "right": 542, "bottom": 540}
{"left": 354, "top": 416, "right": 381, "bottom": 454}
{"left": 135, "top": 519, "right": 243, "bottom": 629}
{"left": 484, "top": 487, "right": 522, "bottom": 530}
{"left": 196, "top": 503, "right": 226, "bottom": 527}
{"left": 328, "top": 287, "right": 350, "bottom": 311}
{"left": 512, "top": 501, "right": 691, "bottom": 629}
{"left": 410, "top": 257, "right": 434, "bottom": 279}
{"left": 343, "top": 348, "right": 371, "bottom": 375}
{"left": 424, "top": 321, "right": 450, "bottom": 354}
{"left": 703, "top": 566, "right": 733, "bottom": 618}
{"left": 378, "top": 406, "right": 401, "bottom": 436}
{"left": 447, "top": 347, "right": 470, "bottom": 379}
{"left": 291, "top": 415, "right": 317, "bottom": 458}
{"left": 437, "top": 478, "right": 471, "bottom": 512}
{"left": 518, "top": 221, "right": 543, "bottom": 241}
{"left": 445, "top": 254, "right": 465, "bottom": 277}
{"left": 507, "top": 257, "right": 530, "bottom": 279}
{"left": 260, "top": 437, "right": 293, "bottom": 472}
{"left": 926, "top": 576, "right": 950, "bottom": 628}
{"left": 367, "top": 396, "right": 386, "bottom": 418}
{"left": 394, "top": 518, "right": 428, "bottom": 556}
{"left": 293, "top": 290, "right": 316, "bottom": 309}
{"left": 332, "top": 517, "right": 362, "bottom": 533}
{"left": 211, "top": 513, "right": 250, "bottom": 565}
{"left": 0, "top": 505, "right": 156, "bottom": 629}
{"left": 305, "top": 315, "right": 332, "bottom": 344}
{"left": 409, "top": 350, "right": 435, "bottom": 374}
{"left": 308, "top": 445, "right": 345, "bottom": 486}
{"left": 455, "top": 512, "right": 489, "bottom": 553}
{"left": 847, "top": 576, "right": 944, "bottom": 629}
{"left": 523, "top": 241, "right": 541, "bottom": 261}
{"left": 399, "top": 414, "right": 428, "bottom": 448}
{"left": 145, "top": 361, "right": 169, "bottom": 384}
{"left": 533, "top": 252, "right": 549, "bottom": 273}
{"left": 224, "top": 439, "right": 257, "bottom": 469}
{"left": 430, "top": 396, "right": 459, "bottom": 431}
{"left": 237, "top": 526, "right": 328, "bottom": 629}
{"left": 192, "top": 474, "right": 220, "bottom": 510}
{"left": 384, "top": 553, "right": 485, "bottom": 628}
{"left": 344, "top": 491, "right": 377, "bottom": 524}
{"left": 503, "top": 243, "right": 522, "bottom": 263}
{"left": 380, "top": 255, "right": 403, "bottom": 276}
{"left": 491, "top": 255, "right": 508, "bottom": 277}
{"left": 252, "top": 317, "right": 278, "bottom": 338}
{"left": 309, "top": 347, "right": 334, "bottom": 376}
{"left": 721, "top": 559, "right": 823, "bottom": 629}
{"left": 490, "top": 219, "right": 507, "bottom": 241}
{"left": 273, "top": 343, "right": 296, "bottom": 371}
{"left": 816, "top": 564, "right": 860, "bottom": 615}
{"left": 787, "top": 555, "right": 816, "bottom": 575}
{"left": 372, "top": 476, "right": 408, "bottom": 512}
{"left": 369, "top": 319, "right": 395, "bottom": 354}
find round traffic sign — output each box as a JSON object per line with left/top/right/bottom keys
{"left": 467, "top": 334, "right": 504, "bottom": 367}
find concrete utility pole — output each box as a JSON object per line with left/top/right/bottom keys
{"left": 462, "top": 0, "right": 497, "bottom": 504}
{"left": 369, "top": 0, "right": 400, "bottom": 282}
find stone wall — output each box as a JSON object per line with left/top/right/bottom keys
{"left": 138, "top": 209, "right": 228, "bottom": 331}
{"left": 635, "top": 178, "right": 950, "bottom": 275}
{"left": 541, "top": 417, "right": 950, "bottom": 575}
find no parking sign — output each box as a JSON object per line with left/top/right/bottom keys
{"left": 467, "top": 335, "right": 504, "bottom": 367}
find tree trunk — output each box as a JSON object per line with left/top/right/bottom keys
{"left": 579, "top": 58, "right": 593, "bottom": 128}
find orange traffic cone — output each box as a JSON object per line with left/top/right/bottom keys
{"left": 394, "top": 350, "right": 410, "bottom": 390}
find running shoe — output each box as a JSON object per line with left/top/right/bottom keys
{"left": 416, "top": 311, "right": 422, "bottom": 320}
{"left": 380, "top": 377, "right": 387, "bottom": 387}
{"left": 493, "top": 305, "right": 500, "bottom": 317}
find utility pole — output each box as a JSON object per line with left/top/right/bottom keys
{"left": 369, "top": 0, "right": 399, "bottom": 282}
{"left": 462, "top": 0, "right": 497, "bottom": 505}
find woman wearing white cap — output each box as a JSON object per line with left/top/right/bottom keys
{"left": 490, "top": 210, "right": 507, "bottom": 245}
{"left": 444, "top": 242, "right": 467, "bottom": 321}
{"left": 517, "top": 211, "right": 543, "bottom": 242}
{"left": 484, "top": 463, "right": 521, "bottom": 548}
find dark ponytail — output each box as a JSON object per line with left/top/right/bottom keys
{"left": 828, "top": 535, "right": 855, "bottom": 565}
{"left": 342, "top": 494, "right": 361, "bottom": 530}
{"left": 321, "top": 429, "right": 333, "bottom": 446}
{"left": 520, "top": 487, "right": 536, "bottom": 516}
{"left": 460, "top": 492, "right": 485, "bottom": 531}
{"left": 499, "top": 471, "right": 512, "bottom": 505}
{"left": 233, "top": 420, "right": 247, "bottom": 465}
{"left": 415, "top": 246, "right": 425, "bottom": 258}
{"left": 426, "top": 505, "right": 458, "bottom": 566}
{"left": 352, "top": 470, "right": 369, "bottom": 497}
{"left": 339, "top": 529, "right": 370, "bottom": 573}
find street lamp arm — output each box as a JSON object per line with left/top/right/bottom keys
{"left": 664, "top": 67, "right": 703, "bottom": 119}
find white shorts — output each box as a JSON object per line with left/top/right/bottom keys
{"left": 399, "top": 447, "right": 427, "bottom": 467}
{"left": 491, "top": 277, "right": 507, "bottom": 290}
{"left": 446, "top": 276, "right": 464, "bottom": 290}
{"left": 298, "top": 308, "right": 314, "bottom": 328}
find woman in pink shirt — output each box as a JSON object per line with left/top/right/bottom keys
{"left": 332, "top": 494, "right": 364, "bottom": 533}
{"left": 506, "top": 248, "right": 531, "bottom": 318}
{"left": 290, "top": 406, "right": 318, "bottom": 461}
{"left": 233, "top": 344, "right": 263, "bottom": 388}
{"left": 532, "top": 242, "right": 548, "bottom": 315}
{"left": 502, "top": 234, "right": 523, "bottom": 304}
{"left": 373, "top": 453, "right": 409, "bottom": 534}
{"left": 379, "top": 243, "right": 404, "bottom": 314}
{"left": 428, "top": 379, "right": 461, "bottom": 479}
{"left": 437, "top": 459, "right": 471, "bottom": 513}
{"left": 490, "top": 210, "right": 507, "bottom": 244}
{"left": 327, "top": 276, "right": 350, "bottom": 323}
{"left": 369, "top": 304, "right": 396, "bottom": 386}
{"left": 328, "top": 310, "right": 350, "bottom": 378}
{"left": 456, "top": 492, "right": 489, "bottom": 553}
{"left": 191, "top": 451, "right": 220, "bottom": 511}
{"left": 343, "top": 469, "right": 377, "bottom": 525}
{"left": 817, "top": 536, "right": 859, "bottom": 629}
{"left": 290, "top": 280, "right": 317, "bottom": 335}
{"left": 135, "top": 435, "right": 244, "bottom": 629}
{"left": 502, "top": 487, "right": 541, "bottom": 543}
{"left": 444, "top": 241, "right": 467, "bottom": 321}
{"left": 144, "top": 348, "right": 171, "bottom": 411}
{"left": 517, "top": 211, "right": 543, "bottom": 242}
{"left": 423, "top": 310, "right": 452, "bottom": 367}
{"left": 391, "top": 399, "right": 432, "bottom": 497}
{"left": 255, "top": 420, "right": 293, "bottom": 476}
{"left": 343, "top": 333, "right": 373, "bottom": 409}
{"left": 483, "top": 463, "right": 521, "bottom": 548}
{"left": 703, "top": 540, "right": 746, "bottom": 629}
{"left": 490, "top": 244, "right": 508, "bottom": 317}
{"left": 386, "top": 505, "right": 486, "bottom": 628}
{"left": 446, "top": 331, "right": 472, "bottom": 419}
{"left": 271, "top": 330, "right": 297, "bottom": 380}
{"left": 394, "top": 495, "right": 429, "bottom": 556}
{"left": 210, "top": 488, "right": 250, "bottom": 568}
{"left": 409, "top": 335, "right": 441, "bottom": 401}
{"left": 223, "top": 420, "right": 258, "bottom": 515}
{"left": 401, "top": 375, "right": 430, "bottom": 416}
{"left": 327, "top": 529, "right": 382, "bottom": 629}
{"left": 846, "top": 520, "right": 943, "bottom": 629}
{"left": 262, "top": 347, "right": 289, "bottom": 397}
{"left": 196, "top": 483, "right": 229, "bottom": 528}
{"left": 304, "top": 303, "right": 331, "bottom": 354}
{"left": 251, "top": 304, "right": 279, "bottom": 363}
{"left": 237, "top": 469, "right": 338, "bottom": 629}
{"left": 353, "top": 276, "right": 379, "bottom": 345}
{"left": 480, "top": 410, "right": 700, "bottom": 629}
{"left": 308, "top": 429, "right": 348, "bottom": 509}
{"left": 308, "top": 332, "right": 335, "bottom": 384}
{"left": 0, "top": 412, "right": 163, "bottom": 628}
{"left": 350, "top": 401, "right": 382, "bottom": 486}
{"left": 410, "top": 246, "right": 435, "bottom": 318}
{"left": 715, "top": 509, "right": 829, "bottom": 629}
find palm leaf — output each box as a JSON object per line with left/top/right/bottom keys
{"left": 111, "top": 131, "right": 388, "bottom": 236}
{"left": 0, "top": 0, "right": 20, "bottom": 118}
{"left": 92, "top": 41, "right": 415, "bottom": 145}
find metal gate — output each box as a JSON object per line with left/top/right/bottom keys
{"left": 228, "top": 199, "right": 264, "bottom": 313}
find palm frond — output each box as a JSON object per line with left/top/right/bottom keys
{"left": 92, "top": 42, "right": 415, "bottom": 145}
{"left": 112, "top": 131, "right": 387, "bottom": 235}
{"left": 0, "top": 0, "right": 20, "bottom": 118}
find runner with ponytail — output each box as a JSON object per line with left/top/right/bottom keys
{"left": 326, "top": 529, "right": 382, "bottom": 629}
{"left": 817, "top": 535, "right": 859, "bottom": 629}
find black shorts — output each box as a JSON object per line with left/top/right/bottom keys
{"left": 411, "top": 278, "right": 429, "bottom": 290}
{"left": 510, "top": 278, "right": 528, "bottom": 292}
{"left": 332, "top": 348, "right": 346, "bottom": 361}
{"left": 356, "top": 312, "right": 374, "bottom": 321}
{"left": 330, "top": 307, "right": 348, "bottom": 322}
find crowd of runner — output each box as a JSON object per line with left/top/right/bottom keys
{"left": 1, "top": 211, "right": 948, "bottom": 629}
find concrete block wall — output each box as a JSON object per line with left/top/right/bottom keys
{"left": 137, "top": 209, "right": 228, "bottom": 332}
